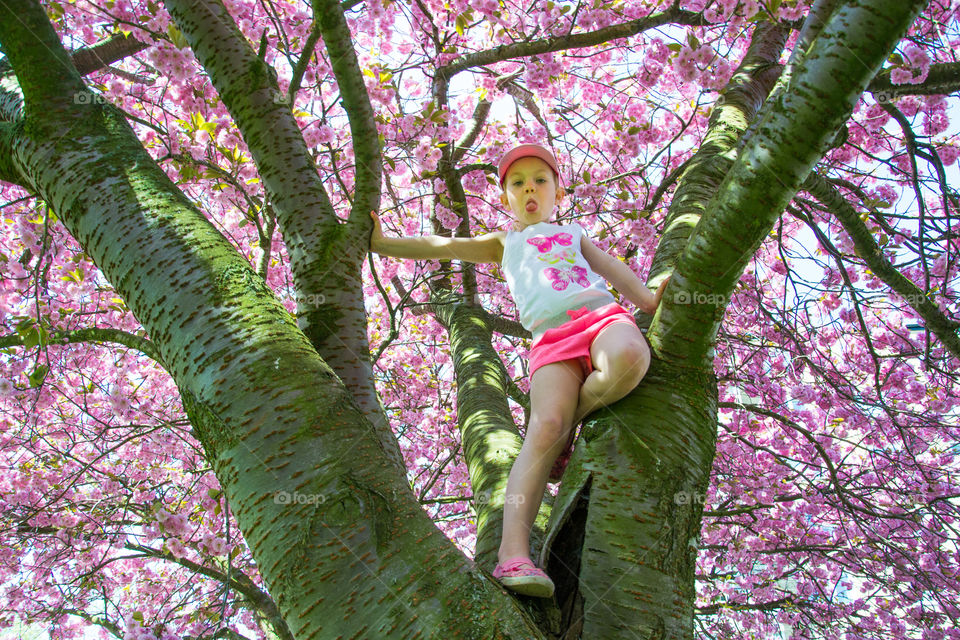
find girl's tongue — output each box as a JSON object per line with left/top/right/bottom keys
{"left": 525, "top": 200, "right": 538, "bottom": 212}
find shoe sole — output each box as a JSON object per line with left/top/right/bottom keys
{"left": 499, "top": 576, "right": 555, "bottom": 598}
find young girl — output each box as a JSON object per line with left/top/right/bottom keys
{"left": 369, "top": 143, "right": 667, "bottom": 598}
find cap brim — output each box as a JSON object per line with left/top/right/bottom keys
{"left": 498, "top": 144, "right": 560, "bottom": 185}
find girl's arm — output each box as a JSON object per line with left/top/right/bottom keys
{"left": 581, "top": 236, "right": 669, "bottom": 314}
{"left": 370, "top": 211, "right": 505, "bottom": 264}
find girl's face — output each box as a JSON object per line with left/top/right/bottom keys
{"left": 499, "top": 157, "right": 564, "bottom": 229}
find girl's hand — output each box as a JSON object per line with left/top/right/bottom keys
{"left": 652, "top": 274, "right": 671, "bottom": 309}
{"left": 369, "top": 210, "right": 384, "bottom": 251}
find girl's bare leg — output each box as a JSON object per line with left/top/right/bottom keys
{"left": 498, "top": 359, "right": 584, "bottom": 564}
{"left": 572, "top": 322, "right": 651, "bottom": 426}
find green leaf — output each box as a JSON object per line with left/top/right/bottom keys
{"left": 28, "top": 365, "right": 48, "bottom": 388}
{"left": 687, "top": 32, "right": 699, "bottom": 50}
{"left": 15, "top": 317, "right": 35, "bottom": 337}
{"left": 22, "top": 327, "right": 40, "bottom": 350}
{"left": 583, "top": 170, "right": 592, "bottom": 184}
{"left": 60, "top": 267, "right": 84, "bottom": 284}
{"left": 167, "top": 24, "right": 188, "bottom": 49}
{"left": 666, "top": 43, "right": 683, "bottom": 53}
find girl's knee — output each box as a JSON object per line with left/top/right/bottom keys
{"left": 525, "top": 412, "right": 571, "bottom": 452}
{"left": 611, "top": 340, "right": 650, "bottom": 386}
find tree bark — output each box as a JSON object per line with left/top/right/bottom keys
{"left": 433, "top": 294, "right": 554, "bottom": 569}
{"left": 868, "top": 61, "right": 960, "bottom": 100}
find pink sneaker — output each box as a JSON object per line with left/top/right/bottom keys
{"left": 492, "top": 557, "right": 555, "bottom": 598}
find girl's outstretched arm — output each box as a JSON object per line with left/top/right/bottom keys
{"left": 370, "top": 211, "right": 505, "bottom": 264}
{"left": 581, "top": 236, "right": 669, "bottom": 314}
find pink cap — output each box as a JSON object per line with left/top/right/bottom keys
{"left": 497, "top": 143, "right": 561, "bottom": 186}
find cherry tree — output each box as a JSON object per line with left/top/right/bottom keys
{"left": 0, "top": 0, "right": 958, "bottom": 638}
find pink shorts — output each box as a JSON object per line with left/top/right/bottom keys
{"left": 528, "top": 302, "right": 638, "bottom": 377}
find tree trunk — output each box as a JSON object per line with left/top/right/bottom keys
{"left": 537, "top": 2, "right": 926, "bottom": 636}
{"left": 163, "top": 0, "right": 403, "bottom": 473}
{"left": 433, "top": 293, "right": 554, "bottom": 569}
{"left": 0, "top": 0, "right": 928, "bottom": 636}
{"left": 0, "top": 3, "right": 545, "bottom": 637}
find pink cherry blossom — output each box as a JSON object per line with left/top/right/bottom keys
{"left": 1, "top": 1, "right": 957, "bottom": 638}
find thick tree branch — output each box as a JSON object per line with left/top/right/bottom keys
{"left": 437, "top": 4, "right": 706, "bottom": 78}
{"left": 651, "top": 1, "right": 927, "bottom": 366}
{"left": 125, "top": 543, "right": 294, "bottom": 640}
{"left": 431, "top": 292, "right": 548, "bottom": 569}
{"left": 650, "top": 22, "right": 786, "bottom": 278}
{"left": 648, "top": 21, "right": 787, "bottom": 357}
{"left": 869, "top": 62, "right": 960, "bottom": 101}
{"left": 0, "top": 120, "right": 21, "bottom": 182}
{"left": 0, "top": 31, "right": 150, "bottom": 79}
{"left": 0, "top": 326, "right": 164, "bottom": 364}
{"left": 310, "top": 0, "right": 381, "bottom": 229}
{"left": 0, "top": 0, "right": 86, "bottom": 108}
{"left": 71, "top": 33, "right": 151, "bottom": 76}
{"left": 162, "top": 0, "right": 337, "bottom": 264}
{"left": 0, "top": 5, "right": 541, "bottom": 637}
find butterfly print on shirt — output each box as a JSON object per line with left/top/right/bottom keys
{"left": 527, "top": 233, "right": 573, "bottom": 253}
{"left": 544, "top": 265, "right": 590, "bottom": 291}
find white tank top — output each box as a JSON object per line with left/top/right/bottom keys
{"left": 501, "top": 221, "right": 615, "bottom": 340}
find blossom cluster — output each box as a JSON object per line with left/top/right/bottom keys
{"left": 1, "top": 0, "right": 958, "bottom": 638}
